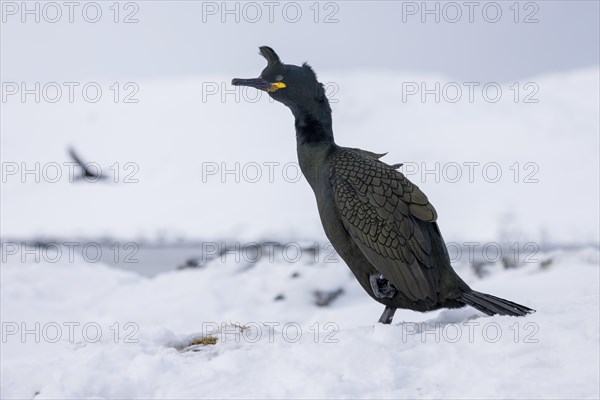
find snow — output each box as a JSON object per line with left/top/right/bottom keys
{"left": 1, "top": 68, "right": 599, "bottom": 244}
{"left": 1, "top": 248, "right": 599, "bottom": 398}
{"left": 1, "top": 67, "right": 599, "bottom": 398}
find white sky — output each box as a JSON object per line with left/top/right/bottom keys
{"left": 1, "top": 1, "right": 599, "bottom": 82}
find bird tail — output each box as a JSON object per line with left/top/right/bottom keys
{"left": 459, "top": 290, "right": 535, "bottom": 317}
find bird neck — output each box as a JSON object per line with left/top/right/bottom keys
{"left": 291, "top": 99, "right": 334, "bottom": 146}
{"left": 291, "top": 99, "right": 335, "bottom": 189}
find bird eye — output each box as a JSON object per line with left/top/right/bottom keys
{"left": 275, "top": 75, "right": 284, "bottom": 82}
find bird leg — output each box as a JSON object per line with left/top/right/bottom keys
{"left": 369, "top": 273, "right": 398, "bottom": 299}
{"left": 378, "top": 306, "right": 396, "bottom": 324}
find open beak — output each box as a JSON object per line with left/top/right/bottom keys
{"left": 231, "top": 78, "right": 286, "bottom": 93}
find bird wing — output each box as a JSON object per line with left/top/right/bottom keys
{"left": 68, "top": 147, "right": 87, "bottom": 169}
{"left": 330, "top": 147, "right": 441, "bottom": 302}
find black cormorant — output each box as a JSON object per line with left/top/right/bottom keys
{"left": 232, "top": 47, "right": 534, "bottom": 324}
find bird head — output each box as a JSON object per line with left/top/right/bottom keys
{"left": 232, "top": 46, "right": 327, "bottom": 109}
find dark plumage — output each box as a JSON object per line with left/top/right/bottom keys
{"left": 68, "top": 147, "right": 106, "bottom": 181}
{"left": 232, "top": 47, "right": 535, "bottom": 324}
